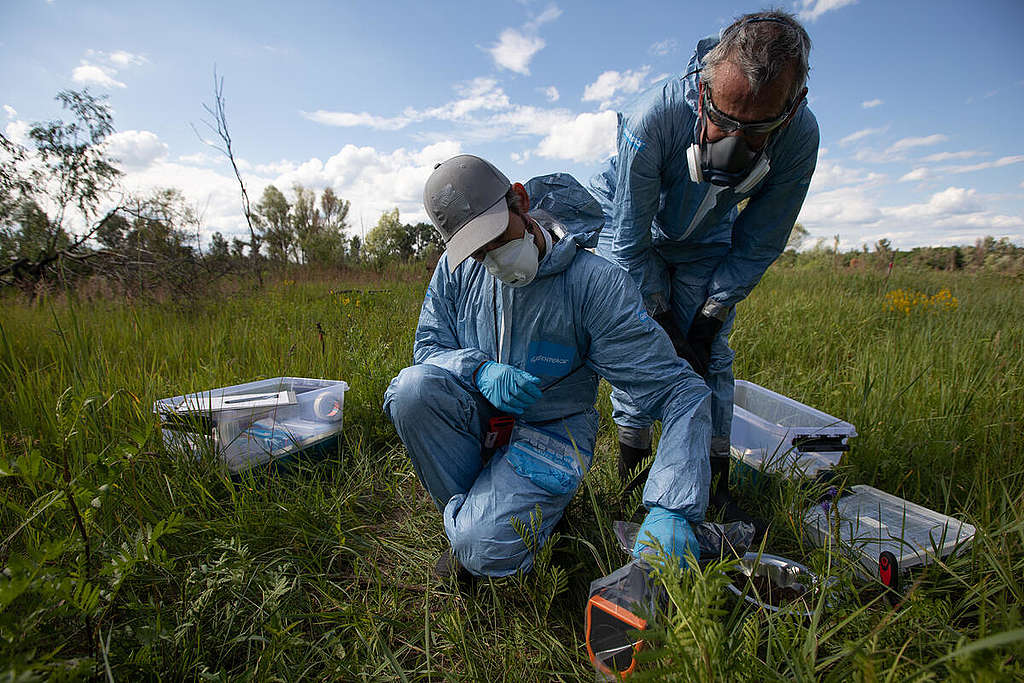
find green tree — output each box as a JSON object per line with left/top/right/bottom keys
{"left": 0, "top": 90, "right": 123, "bottom": 287}
{"left": 120, "top": 188, "right": 198, "bottom": 259}
{"left": 290, "top": 184, "right": 350, "bottom": 265}
{"left": 1, "top": 199, "right": 72, "bottom": 261}
{"left": 409, "top": 221, "right": 443, "bottom": 259}
{"left": 291, "top": 184, "right": 318, "bottom": 264}
{"left": 364, "top": 208, "right": 415, "bottom": 262}
{"left": 208, "top": 232, "right": 230, "bottom": 261}
{"left": 786, "top": 222, "right": 809, "bottom": 251}
{"left": 255, "top": 184, "right": 293, "bottom": 262}
{"left": 312, "top": 186, "right": 350, "bottom": 264}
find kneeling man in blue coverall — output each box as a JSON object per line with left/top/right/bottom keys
{"left": 384, "top": 154, "right": 712, "bottom": 579}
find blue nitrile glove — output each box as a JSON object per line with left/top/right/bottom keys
{"left": 474, "top": 361, "right": 542, "bottom": 415}
{"left": 632, "top": 506, "right": 700, "bottom": 569}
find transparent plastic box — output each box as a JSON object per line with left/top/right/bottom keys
{"left": 154, "top": 376, "right": 349, "bottom": 473}
{"left": 803, "top": 484, "right": 976, "bottom": 577}
{"left": 730, "top": 380, "right": 857, "bottom": 480}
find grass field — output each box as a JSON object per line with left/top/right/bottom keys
{"left": 1, "top": 263, "right": 1022, "bottom": 680}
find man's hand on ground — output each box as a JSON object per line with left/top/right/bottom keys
{"left": 632, "top": 506, "right": 699, "bottom": 570}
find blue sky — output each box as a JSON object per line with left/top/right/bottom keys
{"left": 3, "top": 0, "right": 1022, "bottom": 250}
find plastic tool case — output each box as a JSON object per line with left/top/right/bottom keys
{"left": 155, "top": 376, "right": 349, "bottom": 473}
{"left": 730, "top": 380, "right": 857, "bottom": 480}
{"left": 803, "top": 484, "right": 976, "bottom": 579}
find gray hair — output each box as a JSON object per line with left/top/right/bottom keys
{"left": 703, "top": 9, "right": 811, "bottom": 107}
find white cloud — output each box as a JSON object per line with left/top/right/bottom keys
{"left": 854, "top": 133, "right": 949, "bottom": 163}
{"left": 177, "top": 152, "right": 225, "bottom": 166}
{"left": 3, "top": 105, "right": 16, "bottom": 119}
{"left": 104, "top": 130, "right": 169, "bottom": 170}
{"left": 303, "top": 77, "right": 574, "bottom": 146}
{"left": 923, "top": 187, "right": 983, "bottom": 215}
{"left": 798, "top": 0, "right": 859, "bottom": 22}
{"left": 838, "top": 126, "right": 887, "bottom": 146}
{"left": 799, "top": 186, "right": 884, "bottom": 227}
{"left": 649, "top": 39, "right": 678, "bottom": 57}
{"left": 942, "top": 155, "right": 1024, "bottom": 174}
{"left": 536, "top": 110, "right": 617, "bottom": 162}
{"left": 861, "top": 99, "right": 882, "bottom": 108}
{"left": 70, "top": 50, "right": 146, "bottom": 91}
{"left": 542, "top": 86, "right": 560, "bottom": 102}
{"left": 423, "top": 77, "right": 511, "bottom": 119}
{"left": 118, "top": 139, "right": 467, "bottom": 243}
{"left": 808, "top": 155, "right": 886, "bottom": 192}
{"left": 525, "top": 5, "right": 562, "bottom": 31}
{"left": 304, "top": 77, "right": 511, "bottom": 132}
{"left": 899, "top": 168, "right": 931, "bottom": 182}
{"left": 72, "top": 63, "right": 126, "bottom": 89}
{"left": 798, "top": 182, "right": 1024, "bottom": 249}
{"left": 106, "top": 50, "right": 147, "bottom": 67}
{"left": 487, "top": 7, "right": 560, "bottom": 75}
{"left": 583, "top": 66, "right": 651, "bottom": 109}
{"left": 921, "top": 150, "right": 981, "bottom": 163}
{"left": 489, "top": 29, "right": 545, "bottom": 75}
{"left": 301, "top": 109, "right": 412, "bottom": 130}
{"left": 4, "top": 119, "right": 30, "bottom": 146}
{"left": 888, "top": 134, "right": 947, "bottom": 154}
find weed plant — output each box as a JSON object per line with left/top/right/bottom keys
{"left": 0, "top": 265, "right": 1022, "bottom": 679}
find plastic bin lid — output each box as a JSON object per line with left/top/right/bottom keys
{"left": 803, "top": 485, "right": 976, "bottom": 570}
{"left": 734, "top": 380, "right": 857, "bottom": 437}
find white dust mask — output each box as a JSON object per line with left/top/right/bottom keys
{"left": 483, "top": 230, "right": 539, "bottom": 287}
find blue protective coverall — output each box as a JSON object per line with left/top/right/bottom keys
{"left": 589, "top": 36, "right": 819, "bottom": 449}
{"left": 383, "top": 174, "right": 711, "bottom": 577}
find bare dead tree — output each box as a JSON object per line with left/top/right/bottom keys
{"left": 193, "top": 68, "right": 263, "bottom": 287}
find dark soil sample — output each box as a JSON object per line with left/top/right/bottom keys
{"left": 729, "top": 572, "right": 810, "bottom": 607}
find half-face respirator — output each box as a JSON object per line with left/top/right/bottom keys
{"left": 686, "top": 134, "right": 770, "bottom": 192}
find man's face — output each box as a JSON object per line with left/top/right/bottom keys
{"left": 470, "top": 208, "right": 528, "bottom": 262}
{"left": 702, "top": 59, "right": 799, "bottom": 151}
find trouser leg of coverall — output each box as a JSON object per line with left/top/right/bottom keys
{"left": 382, "top": 364, "right": 493, "bottom": 511}
{"left": 441, "top": 410, "right": 597, "bottom": 576}
{"left": 384, "top": 364, "right": 598, "bottom": 577}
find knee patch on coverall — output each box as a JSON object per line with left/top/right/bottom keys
{"left": 443, "top": 421, "right": 594, "bottom": 576}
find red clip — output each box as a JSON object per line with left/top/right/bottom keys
{"left": 484, "top": 415, "right": 515, "bottom": 449}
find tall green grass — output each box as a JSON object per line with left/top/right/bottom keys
{"left": 1, "top": 265, "right": 1021, "bottom": 679}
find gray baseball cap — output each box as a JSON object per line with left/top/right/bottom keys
{"left": 424, "top": 154, "right": 511, "bottom": 268}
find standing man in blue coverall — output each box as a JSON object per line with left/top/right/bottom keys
{"left": 384, "top": 155, "right": 713, "bottom": 579}
{"left": 589, "top": 10, "right": 818, "bottom": 520}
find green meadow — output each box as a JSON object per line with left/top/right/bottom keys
{"left": 1, "top": 263, "right": 1022, "bottom": 680}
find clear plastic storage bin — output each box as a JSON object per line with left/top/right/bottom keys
{"left": 730, "top": 380, "right": 857, "bottom": 480}
{"left": 154, "top": 377, "right": 349, "bottom": 473}
{"left": 803, "top": 484, "right": 976, "bottom": 577}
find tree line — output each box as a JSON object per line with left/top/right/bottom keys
{"left": 0, "top": 89, "right": 444, "bottom": 297}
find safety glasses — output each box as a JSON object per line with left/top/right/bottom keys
{"left": 701, "top": 81, "right": 801, "bottom": 136}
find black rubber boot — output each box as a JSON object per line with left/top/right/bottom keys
{"left": 434, "top": 549, "right": 475, "bottom": 584}
{"left": 708, "top": 455, "right": 765, "bottom": 539}
{"left": 618, "top": 441, "right": 652, "bottom": 498}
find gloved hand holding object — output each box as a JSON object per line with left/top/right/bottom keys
{"left": 652, "top": 311, "right": 706, "bottom": 378}
{"left": 685, "top": 311, "right": 724, "bottom": 380}
{"left": 632, "top": 506, "right": 700, "bottom": 570}
{"left": 474, "top": 361, "right": 542, "bottom": 414}
{"left": 588, "top": 518, "right": 756, "bottom": 678}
